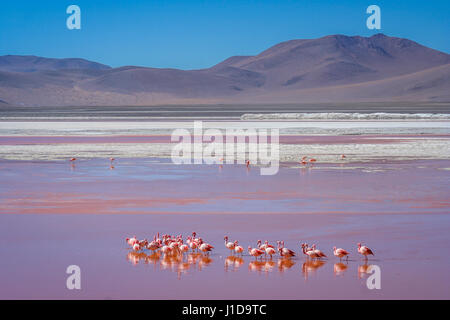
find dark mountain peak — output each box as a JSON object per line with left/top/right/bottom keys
{"left": 313, "top": 33, "right": 418, "bottom": 50}
{"left": 370, "top": 33, "right": 387, "bottom": 38}
{"left": 321, "top": 34, "right": 360, "bottom": 40}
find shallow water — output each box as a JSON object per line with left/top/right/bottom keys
{"left": 1, "top": 158, "right": 449, "bottom": 214}
{"left": 0, "top": 213, "right": 450, "bottom": 299}
{"left": 0, "top": 159, "right": 449, "bottom": 299}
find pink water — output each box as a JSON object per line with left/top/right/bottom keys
{"left": 0, "top": 156, "right": 450, "bottom": 299}
{"left": 2, "top": 134, "right": 448, "bottom": 145}
{"left": 1, "top": 158, "right": 448, "bottom": 215}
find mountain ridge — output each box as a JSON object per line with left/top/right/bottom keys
{"left": 1, "top": 33, "right": 449, "bottom": 106}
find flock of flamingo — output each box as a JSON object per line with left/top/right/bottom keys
{"left": 126, "top": 232, "right": 214, "bottom": 256}
{"left": 69, "top": 154, "right": 346, "bottom": 168}
{"left": 125, "top": 232, "right": 374, "bottom": 261}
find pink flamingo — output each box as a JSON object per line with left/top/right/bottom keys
{"left": 258, "top": 240, "right": 274, "bottom": 251}
{"left": 265, "top": 246, "right": 276, "bottom": 259}
{"left": 300, "top": 243, "right": 310, "bottom": 258}
{"left": 258, "top": 240, "right": 274, "bottom": 258}
{"left": 301, "top": 243, "right": 319, "bottom": 259}
{"left": 188, "top": 237, "right": 198, "bottom": 252}
{"left": 179, "top": 243, "right": 189, "bottom": 254}
{"left": 278, "top": 241, "right": 295, "bottom": 258}
{"left": 169, "top": 239, "right": 180, "bottom": 254}
{"left": 311, "top": 244, "right": 327, "bottom": 259}
{"left": 139, "top": 239, "right": 148, "bottom": 248}
{"left": 357, "top": 243, "right": 374, "bottom": 260}
{"left": 234, "top": 241, "right": 244, "bottom": 255}
{"left": 126, "top": 236, "right": 138, "bottom": 247}
{"left": 147, "top": 237, "right": 160, "bottom": 252}
{"left": 246, "top": 160, "right": 250, "bottom": 167}
{"left": 198, "top": 238, "right": 214, "bottom": 255}
{"left": 188, "top": 232, "right": 199, "bottom": 251}
{"left": 333, "top": 246, "right": 349, "bottom": 261}
{"left": 161, "top": 244, "right": 172, "bottom": 255}
{"left": 248, "top": 246, "right": 264, "bottom": 260}
{"left": 132, "top": 242, "right": 141, "bottom": 252}
{"left": 224, "top": 236, "right": 236, "bottom": 254}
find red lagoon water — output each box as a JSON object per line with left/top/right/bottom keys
{"left": 2, "top": 134, "right": 447, "bottom": 145}
{"left": 0, "top": 159, "right": 449, "bottom": 299}
{"left": 0, "top": 158, "right": 449, "bottom": 214}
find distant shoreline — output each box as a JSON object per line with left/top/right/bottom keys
{"left": 1, "top": 102, "right": 450, "bottom": 120}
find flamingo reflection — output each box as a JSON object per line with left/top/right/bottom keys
{"left": 246, "top": 257, "right": 295, "bottom": 275}
{"left": 225, "top": 255, "right": 244, "bottom": 272}
{"left": 264, "top": 260, "right": 276, "bottom": 273}
{"left": 277, "top": 258, "right": 296, "bottom": 273}
{"left": 198, "top": 255, "right": 213, "bottom": 270}
{"left": 125, "top": 251, "right": 213, "bottom": 278}
{"left": 144, "top": 252, "right": 161, "bottom": 268}
{"left": 302, "top": 259, "right": 326, "bottom": 280}
{"left": 248, "top": 260, "right": 266, "bottom": 274}
{"left": 357, "top": 263, "right": 375, "bottom": 279}
{"left": 126, "top": 251, "right": 146, "bottom": 266}
{"left": 333, "top": 262, "right": 348, "bottom": 277}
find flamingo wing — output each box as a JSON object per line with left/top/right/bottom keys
{"left": 285, "top": 249, "right": 295, "bottom": 256}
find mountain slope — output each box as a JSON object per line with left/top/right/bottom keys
{"left": 0, "top": 34, "right": 449, "bottom": 106}
{"left": 232, "top": 63, "right": 450, "bottom": 103}
{"left": 77, "top": 66, "right": 263, "bottom": 97}
{"left": 0, "top": 55, "right": 111, "bottom": 73}
{"left": 218, "top": 34, "right": 450, "bottom": 89}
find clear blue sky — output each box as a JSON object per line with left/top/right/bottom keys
{"left": 1, "top": 0, "right": 449, "bottom": 69}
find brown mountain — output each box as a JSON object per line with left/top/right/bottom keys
{"left": 0, "top": 55, "right": 111, "bottom": 73}
{"left": 0, "top": 33, "right": 449, "bottom": 106}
